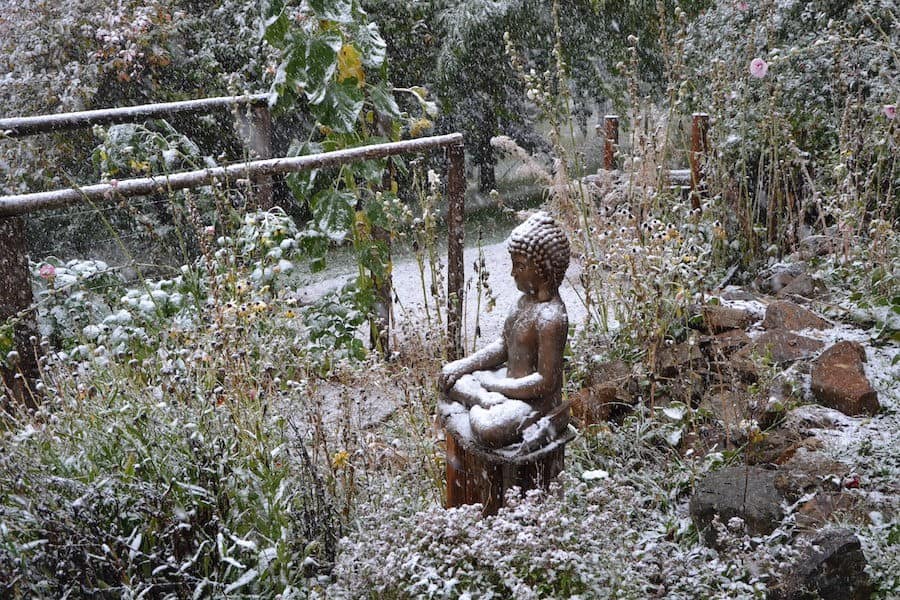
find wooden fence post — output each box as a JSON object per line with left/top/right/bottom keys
{"left": 602, "top": 115, "right": 619, "bottom": 170}
{"left": 690, "top": 113, "right": 710, "bottom": 210}
{"left": 446, "top": 142, "right": 465, "bottom": 361}
{"left": 249, "top": 105, "right": 274, "bottom": 210}
{"left": 0, "top": 217, "right": 39, "bottom": 409}
{"left": 371, "top": 159, "right": 394, "bottom": 355}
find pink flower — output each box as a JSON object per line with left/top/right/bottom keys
{"left": 204, "top": 225, "right": 215, "bottom": 236}
{"left": 39, "top": 263, "right": 56, "bottom": 280}
{"left": 884, "top": 105, "right": 897, "bottom": 120}
{"left": 736, "top": 1, "right": 749, "bottom": 10}
{"left": 749, "top": 58, "right": 768, "bottom": 79}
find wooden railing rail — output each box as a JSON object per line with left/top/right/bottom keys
{"left": 0, "top": 93, "right": 271, "bottom": 138}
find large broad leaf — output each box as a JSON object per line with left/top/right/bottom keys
{"left": 354, "top": 22, "right": 386, "bottom": 68}
{"left": 298, "top": 230, "right": 329, "bottom": 273}
{"left": 263, "top": 12, "right": 289, "bottom": 48}
{"left": 310, "top": 189, "right": 356, "bottom": 242}
{"left": 305, "top": 32, "right": 342, "bottom": 105}
{"left": 309, "top": 0, "right": 354, "bottom": 23}
{"left": 312, "top": 80, "right": 364, "bottom": 133}
{"left": 353, "top": 158, "right": 387, "bottom": 185}
{"left": 285, "top": 140, "right": 324, "bottom": 199}
{"left": 369, "top": 84, "right": 400, "bottom": 119}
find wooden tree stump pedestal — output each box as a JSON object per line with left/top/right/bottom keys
{"left": 440, "top": 401, "right": 575, "bottom": 516}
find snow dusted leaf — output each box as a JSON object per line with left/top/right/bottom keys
{"left": 309, "top": 0, "right": 354, "bottom": 23}
{"left": 354, "top": 22, "right": 386, "bottom": 68}
{"left": 665, "top": 427, "right": 683, "bottom": 447}
{"left": 229, "top": 533, "right": 258, "bottom": 551}
{"left": 662, "top": 405, "right": 686, "bottom": 421}
{"left": 129, "top": 532, "right": 142, "bottom": 561}
{"left": 310, "top": 189, "right": 356, "bottom": 241}
{"left": 263, "top": 12, "right": 290, "bottom": 48}
{"left": 305, "top": 32, "right": 342, "bottom": 105}
{"left": 192, "top": 579, "right": 210, "bottom": 600}
{"left": 258, "top": 547, "right": 278, "bottom": 574}
{"left": 224, "top": 568, "right": 258, "bottom": 594}
{"left": 18, "top": 539, "right": 48, "bottom": 551}
{"left": 311, "top": 80, "right": 365, "bottom": 133}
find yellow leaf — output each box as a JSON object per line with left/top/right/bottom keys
{"left": 409, "top": 117, "right": 433, "bottom": 138}
{"left": 337, "top": 44, "right": 365, "bottom": 87}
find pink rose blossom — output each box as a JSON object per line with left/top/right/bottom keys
{"left": 736, "top": 1, "right": 749, "bottom": 10}
{"left": 749, "top": 58, "right": 768, "bottom": 79}
{"left": 884, "top": 105, "right": 897, "bottom": 120}
{"left": 39, "top": 264, "right": 56, "bottom": 280}
{"left": 204, "top": 225, "right": 215, "bottom": 236}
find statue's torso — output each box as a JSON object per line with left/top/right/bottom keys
{"left": 503, "top": 294, "right": 568, "bottom": 384}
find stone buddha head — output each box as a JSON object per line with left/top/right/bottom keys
{"left": 506, "top": 212, "right": 570, "bottom": 299}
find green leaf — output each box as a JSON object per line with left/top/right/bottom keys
{"left": 309, "top": 0, "right": 354, "bottom": 23}
{"left": 357, "top": 239, "right": 390, "bottom": 279}
{"left": 305, "top": 32, "right": 343, "bottom": 104}
{"left": 354, "top": 22, "right": 386, "bottom": 68}
{"left": 299, "top": 231, "right": 329, "bottom": 273}
{"left": 285, "top": 140, "right": 324, "bottom": 199}
{"left": 263, "top": 13, "right": 290, "bottom": 48}
{"left": 261, "top": 0, "right": 285, "bottom": 19}
{"left": 312, "top": 80, "right": 364, "bottom": 133}
{"left": 310, "top": 189, "right": 356, "bottom": 241}
{"left": 284, "top": 45, "right": 309, "bottom": 84}
{"left": 369, "top": 84, "right": 400, "bottom": 120}
{"left": 353, "top": 158, "right": 387, "bottom": 185}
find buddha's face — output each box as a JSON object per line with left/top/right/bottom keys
{"left": 510, "top": 252, "right": 542, "bottom": 295}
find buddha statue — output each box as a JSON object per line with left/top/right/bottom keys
{"left": 439, "top": 211, "right": 570, "bottom": 451}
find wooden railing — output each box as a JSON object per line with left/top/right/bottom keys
{"left": 0, "top": 96, "right": 466, "bottom": 407}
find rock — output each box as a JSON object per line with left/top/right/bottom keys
{"left": 795, "top": 492, "right": 857, "bottom": 529}
{"left": 752, "top": 377, "right": 799, "bottom": 429}
{"left": 776, "top": 274, "right": 825, "bottom": 301}
{"left": 745, "top": 428, "right": 807, "bottom": 466}
{"left": 762, "top": 300, "right": 830, "bottom": 331}
{"left": 699, "top": 388, "right": 750, "bottom": 443}
{"left": 739, "top": 330, "right": 824, "bottom": 365}
{"left": 728, "top": 354, "right": 761, "bottom": 382}
{"left": 704, "top": 331, "right": 753, "bottom": 386}
{"left": 571, "top": 383, "right": 618, "bottom": 425}
{"left": 719, "top": 286, "right": 759, "bottom": 302}
{"left": 774, "top": 448, "right": 850, "bottom": 501}
{"left": 810, "top": 341, "right": 879, "bottom": 417}
{"left": 768, "top": 528, "right": 872, "bottom": 600}
{"left": 690, "top": 466, "right": 785, "bottom": 548}
{"left": 658, "top": 371, "right": 706, "bottom": 407}
{"left": 711, "top": 329, "right": 751, "bottom": 354}
{"left": 700, "top": 305, "right": 756, "bottom": 333}
{"left": 781, "top": 404, "right": 855, "bottom": 434}
{"left": 572, "top": 360, "right": 634, "bottom": 425}
{"left": 798, "top": 234, "right": 836, "bottom": 259}
{"left": 657, "top": 340, "right": 704, "bottom": 378}
{"left": 755, "top": 264, "right": 806, "bottom": 294}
